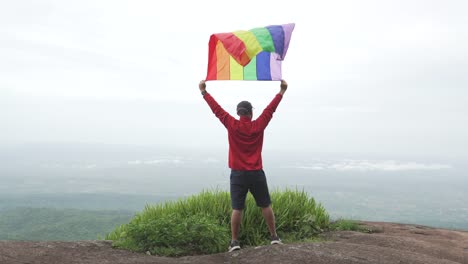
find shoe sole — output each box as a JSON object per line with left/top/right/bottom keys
{"left": 271, "top": 241, "right": 282, "bottom": 245}
{"left": 228, "top": 246, "right": 241, "bottom": 252}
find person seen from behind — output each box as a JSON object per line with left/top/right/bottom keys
{"left": 199, "top": 79, "right": 288, "bottom": 252}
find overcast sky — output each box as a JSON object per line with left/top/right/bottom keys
{"left": 1, "top": 0, "right": 467, "bottom": 158}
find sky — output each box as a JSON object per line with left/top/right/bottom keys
{"left": 1, "top": 0, "right": 467, "bottom": 159}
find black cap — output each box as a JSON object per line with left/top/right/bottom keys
{"left": 237, "top": 101, "right": 253, "bottom": 115}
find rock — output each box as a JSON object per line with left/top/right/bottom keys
{"left": 0, "top": 221, "right": 466, "bottom": 264}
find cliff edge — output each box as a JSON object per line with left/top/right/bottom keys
{"left": 1, "top": 221, "right": 467, "bottom": 264}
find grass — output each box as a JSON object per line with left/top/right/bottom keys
{"left": 330, "top": 219, "right": 371, "bottom": 233}
{"left": 106, "top": 188, "right": 330, "bottom": 256}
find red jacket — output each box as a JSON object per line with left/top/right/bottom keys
{"left": 204, "top": 93, "right": 283, "bottom": 170}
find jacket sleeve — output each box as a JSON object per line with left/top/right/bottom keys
{"left": 203, "top": 93, "right": 235, "bottom": 129}
{"left": 255, "top": 94, "right": 283, "bottom": 131}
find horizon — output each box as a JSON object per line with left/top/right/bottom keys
{"left": 1, "top": 142, "right": 467, "bottom": 231}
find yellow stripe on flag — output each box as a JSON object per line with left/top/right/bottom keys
{"left": 230, "top": 56, "right": 243, "bottom": 80}
{"left": 233, "top": 30, "right": 263, "bottom": 60}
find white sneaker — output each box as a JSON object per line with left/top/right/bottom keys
{"left": 270, "top": 236, "right": 283, "bottom": 245}
{"left": 228, "top": 240, "right": 241, "bottom": 252}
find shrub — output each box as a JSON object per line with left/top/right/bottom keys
{"left": 125, "top": 213, "right": 229, "bottom": 256}
{"left": 107, "top": 188, "right": 330, "bottom": 256}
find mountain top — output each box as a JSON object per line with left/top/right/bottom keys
{"left": 1, "top": 221, "right": 467, "bottom": 264}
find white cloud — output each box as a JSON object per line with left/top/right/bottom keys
{"left": 285, "top": 160, "right": 452, "bottom": 172}
{"left": 127, "top": 158, "right": 183, "bottom": 166}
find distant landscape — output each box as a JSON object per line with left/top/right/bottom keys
{"left": 1, "top": 143, "right": 467, "bottom": 240}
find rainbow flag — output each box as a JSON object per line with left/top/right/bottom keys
{"left": 206, "top": 23, "right": 295, "bottom": 81}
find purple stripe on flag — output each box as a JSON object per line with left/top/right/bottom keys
{"left": 281, "top": 23, "right": 295, "bottom": 60}
{"left": 270, "top": 53, "right": 282, "bottom": 80}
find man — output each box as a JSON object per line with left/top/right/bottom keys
{"left": 199, "top": 79, "right": 288, "bottom": 252}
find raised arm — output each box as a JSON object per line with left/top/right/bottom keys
{"left": 255, "top": 80, "right": 288, "bottom": 131}
{"left": 199, "top": 80, "right": 234, "bottom": 128}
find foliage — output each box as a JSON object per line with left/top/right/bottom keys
{"left": 330, "top": 219, "right": 370, "bottom": 232}
{"left": 125, "top": 213, "right": 229, "bottom": 256}
{"left": 107, "top": 188, "right": 330, "bottom": 256}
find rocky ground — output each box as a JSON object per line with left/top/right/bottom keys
{"left": 0, "top": 221, "right": 467, "bottom": 264}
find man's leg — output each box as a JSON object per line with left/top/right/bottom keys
{"left": 250, "top": 170, "right": 277, "bottom": 236}
{"left": 230, "top": 170, "right": 247, "bottom": 243}
{"left": 231, "top": 209, "right": 243, "bottom": 241}
{"left": 261, "top": 206, "right": 277, "bottom": 237}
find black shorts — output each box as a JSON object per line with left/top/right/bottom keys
{"left": 230, "top": 169, "right": 271, "bottom": 210}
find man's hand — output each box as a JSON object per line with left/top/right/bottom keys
{"left": 199, "top": 80, "right": 207, "bottom": 92}
{"left": 199, "top": 80, "right": 208, "bottom": 96}
{"left": 279, "top": 79, "right": 288, "bottom": 95}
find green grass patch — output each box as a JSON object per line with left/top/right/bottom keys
{"left": 330, "top": 219, "right": 370, "bottom": 233}
{"left": 106, "top": 188, "right": 330, "bottom": 256}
